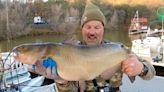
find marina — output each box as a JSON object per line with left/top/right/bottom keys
{"left": 125, "top": 7, "right": 164, "bottom": 92}
{"left": 0, "top": 0, "right": 164, "bottom": 92}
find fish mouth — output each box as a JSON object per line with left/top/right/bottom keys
{"left": 12, "top": 47, "right": 23, "bottom": 62}
{"left": 12, "top": 48, "right": 19, "bottom": 58}
{"left": 12, "top": 51, "right": 37, "bottom": 64}
{"left": 12, "top": 51, "right": 20, "bottom": 61}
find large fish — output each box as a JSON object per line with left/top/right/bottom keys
{"left": 12, "top": 42, "right": 133, "bottom": 81}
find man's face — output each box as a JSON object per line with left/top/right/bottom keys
{"left": 82, "top": 20, "right": 104, "bottom": 45}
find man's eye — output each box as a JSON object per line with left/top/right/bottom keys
{"left": 95, "top": 26, "right": 101, "bottom": 29}
{"left": 85, "top": 26, "right": 91, "bottom": 29}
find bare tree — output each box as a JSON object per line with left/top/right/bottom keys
{"left": 0, "top": 8, "right": 6, "bottom": 39}
{"left": 48, "top": 4, "right": 64, "bottom": 32}
{"left": 8, "top": 2, "right": 30, "bottom": 37}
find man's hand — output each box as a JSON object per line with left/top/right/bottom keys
{"left": 122, "top": 54, "right": 144, "bottom": 76}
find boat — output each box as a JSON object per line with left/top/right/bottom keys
{"left": 0, "top": 52, "right": 58, "bottom": 92}
{"left": 128, "top": 34, "right": 164, "bottom": 92}
{"left": 130, "top": 8, "right": 164, "bottom": 66}
{"left": 0, "top": 52, "right": 31, "bottom": 89}
{"left": 121, "top": 74, "right": 164, "bottom": 92}
{"left": 128, "top": 10, "right": 149, "bottom": 35}
{"left": 131, "top": 35, "right": 164, "bottom": 65}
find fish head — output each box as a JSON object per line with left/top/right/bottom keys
{"left": 12, "top": 43, "right": 47, "bottom": 64}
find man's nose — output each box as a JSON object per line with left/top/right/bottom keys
{"left": 88, "top": 28, "right": 96, "bottom": 34}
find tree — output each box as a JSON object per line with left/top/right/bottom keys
{"left": 48, "top": 4, "right": 64, "bottom": 32}
{"left": 7, "top": 2, "right": 30, "bottom": 38}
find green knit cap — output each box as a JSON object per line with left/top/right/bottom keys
{"left": 81, "top": 2, "right": 106, "bottom": 27}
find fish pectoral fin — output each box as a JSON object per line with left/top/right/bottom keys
{"left": 128, "top": 76, "right": 136, "bottom": 83}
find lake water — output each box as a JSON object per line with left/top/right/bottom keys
{"left": 0, "top": 30, "right": 132, "bottom": 52}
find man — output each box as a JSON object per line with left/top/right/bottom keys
{"left": 78, "top": 2, "right": 156, "bottom": 92}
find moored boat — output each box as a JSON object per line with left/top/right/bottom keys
{"left": 0, "top": 52, "right": 58, "bottom": 92}
{"left": 128, "top": 10, "right": 148, "bottom": 35}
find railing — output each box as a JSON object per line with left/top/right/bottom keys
{"left": 0, "top": 52, "right": 31, "bottom": 90}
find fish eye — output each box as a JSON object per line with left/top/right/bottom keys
{"left": 17, "top": 46, "right": 28, "bottom": 52}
